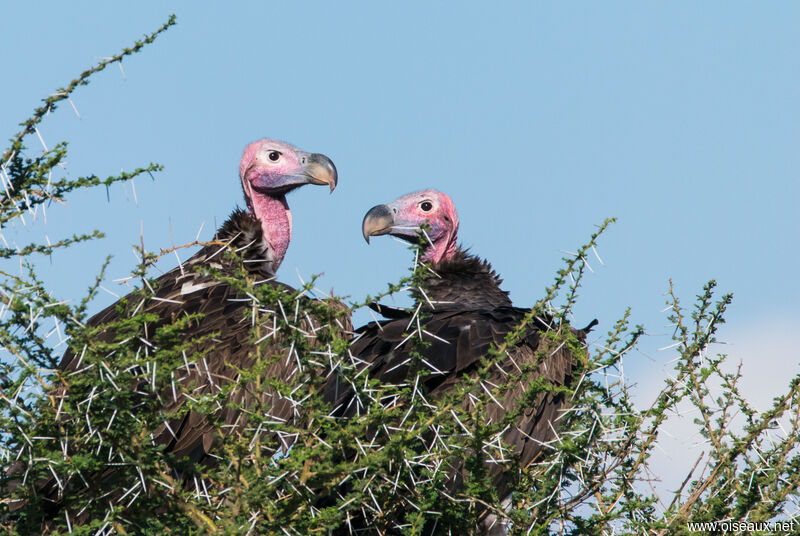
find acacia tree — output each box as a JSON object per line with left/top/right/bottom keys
{"left": 1, "top": 16, "right": 799, "bottom": 536}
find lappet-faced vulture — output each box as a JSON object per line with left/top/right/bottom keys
{"left": 19, "top": 139, "right": 345, "bottom": 517}
{"left": 350, "top": 189, "right": 595, "bottom": 534}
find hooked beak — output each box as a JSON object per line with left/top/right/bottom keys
{"left": 247, "top": 152, "right": 338, "bottom": 194}
{"left": 302, "top": 152, "right": 338, "bottom": 193}
{"left": 362, "top": 204, "right": 395, "bottom": 244}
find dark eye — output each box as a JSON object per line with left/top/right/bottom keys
{"left": 420, "top": 201, "right": 433, "bottom": 212}
{"left": 268, "top": 151, "right": 281, "bottom": 162}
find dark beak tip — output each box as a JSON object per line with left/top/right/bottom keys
{"left": 329, "top": 164, "right": 338, "bottom": 193}
{"left": 362, "top": 204, "right": 394, "bottom": 245}
{"left": 305, "top": 153, "right": 338, "bottom": 192}
{"left": 361, "top": 219, "right": 372, "bottom": 244}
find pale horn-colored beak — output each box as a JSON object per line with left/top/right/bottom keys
{"left": 361, "top": 204, "right": 395, "bottom": 244}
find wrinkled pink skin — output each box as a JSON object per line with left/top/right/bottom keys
{"left": 239, "top": 139, "right": 305, "bottom": 270}
{"left": 388, "top": 189, "right": 459, "bottom": 264}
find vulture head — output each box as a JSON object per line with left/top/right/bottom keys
{"left": 362, "top": 189, "right": 459, "bottom": 264}
{"left": 239, "top": 139, "right": 338, "bottom": 271}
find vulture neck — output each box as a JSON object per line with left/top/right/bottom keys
{"left": 247, "top": 192, "right": 292, "bottom": 273}
{"left": 216, "top": 209, "right": 284, "bottom": 276}
{"left": 422, "top": 229, "right": 458, "bottom": 265}
{"left": 420, "top": 247, "right": 512, "bottom": 310}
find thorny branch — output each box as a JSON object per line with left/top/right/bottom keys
{"left": 3, "top": 14, "right": 800, "bottom": 536}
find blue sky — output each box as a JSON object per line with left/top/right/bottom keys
{"left": 2, "top": 2, "right": 799, "bottom": 489}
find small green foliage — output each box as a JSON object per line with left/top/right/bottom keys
{"left": 2, "top": 14, "right": 800, "bottom": 536}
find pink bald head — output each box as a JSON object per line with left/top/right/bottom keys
{"left": 240, "top": 140, "right": 303, "bottom": 179}
{"left": 362, "top": 189, "right": 460, "bottom": 264}
{"left": 237, "top": 139, "right": 338, "bottom": 272}
{"left": 239, "top": 139, "right": 337, "bottom": 206}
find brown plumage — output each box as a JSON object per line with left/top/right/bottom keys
{"left": 343, "top": 248, "right": 589, "bottom": 489}
{"left": 58, "top": 210, "right": 346, "bottom": 463}
{"left": 8, "top": 139, "right": 346, "bottom": 522}
{"left": 352, "top": 190, "right": 596, "bottom": 533}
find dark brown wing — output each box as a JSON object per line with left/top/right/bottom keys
{"left": 341, "top": 305, "right": 585, "bottom": 497}
{"left": 57, "top": 244, "right": 309, "bottom": 463}
{"left": 347, "top": 306, "right": 551, "bottom": 390}
{"left": 9, "top": 210, "right": 351, "bottom": 527}
{"left": 42, "top": 242, "right": 350, "bottom": 518}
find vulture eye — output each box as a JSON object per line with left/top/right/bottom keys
{"left": 268, "top": 151, "right": 281, "bottom": 162}
{"left": 420, "top": 201, "right": 433, "bottom": 212}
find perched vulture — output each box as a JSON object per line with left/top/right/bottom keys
{"left": 15, "top": 139, "right": 344, "bottom": 518}
{"left": 349, "top": 189, "right": 595, "bottom": 534}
